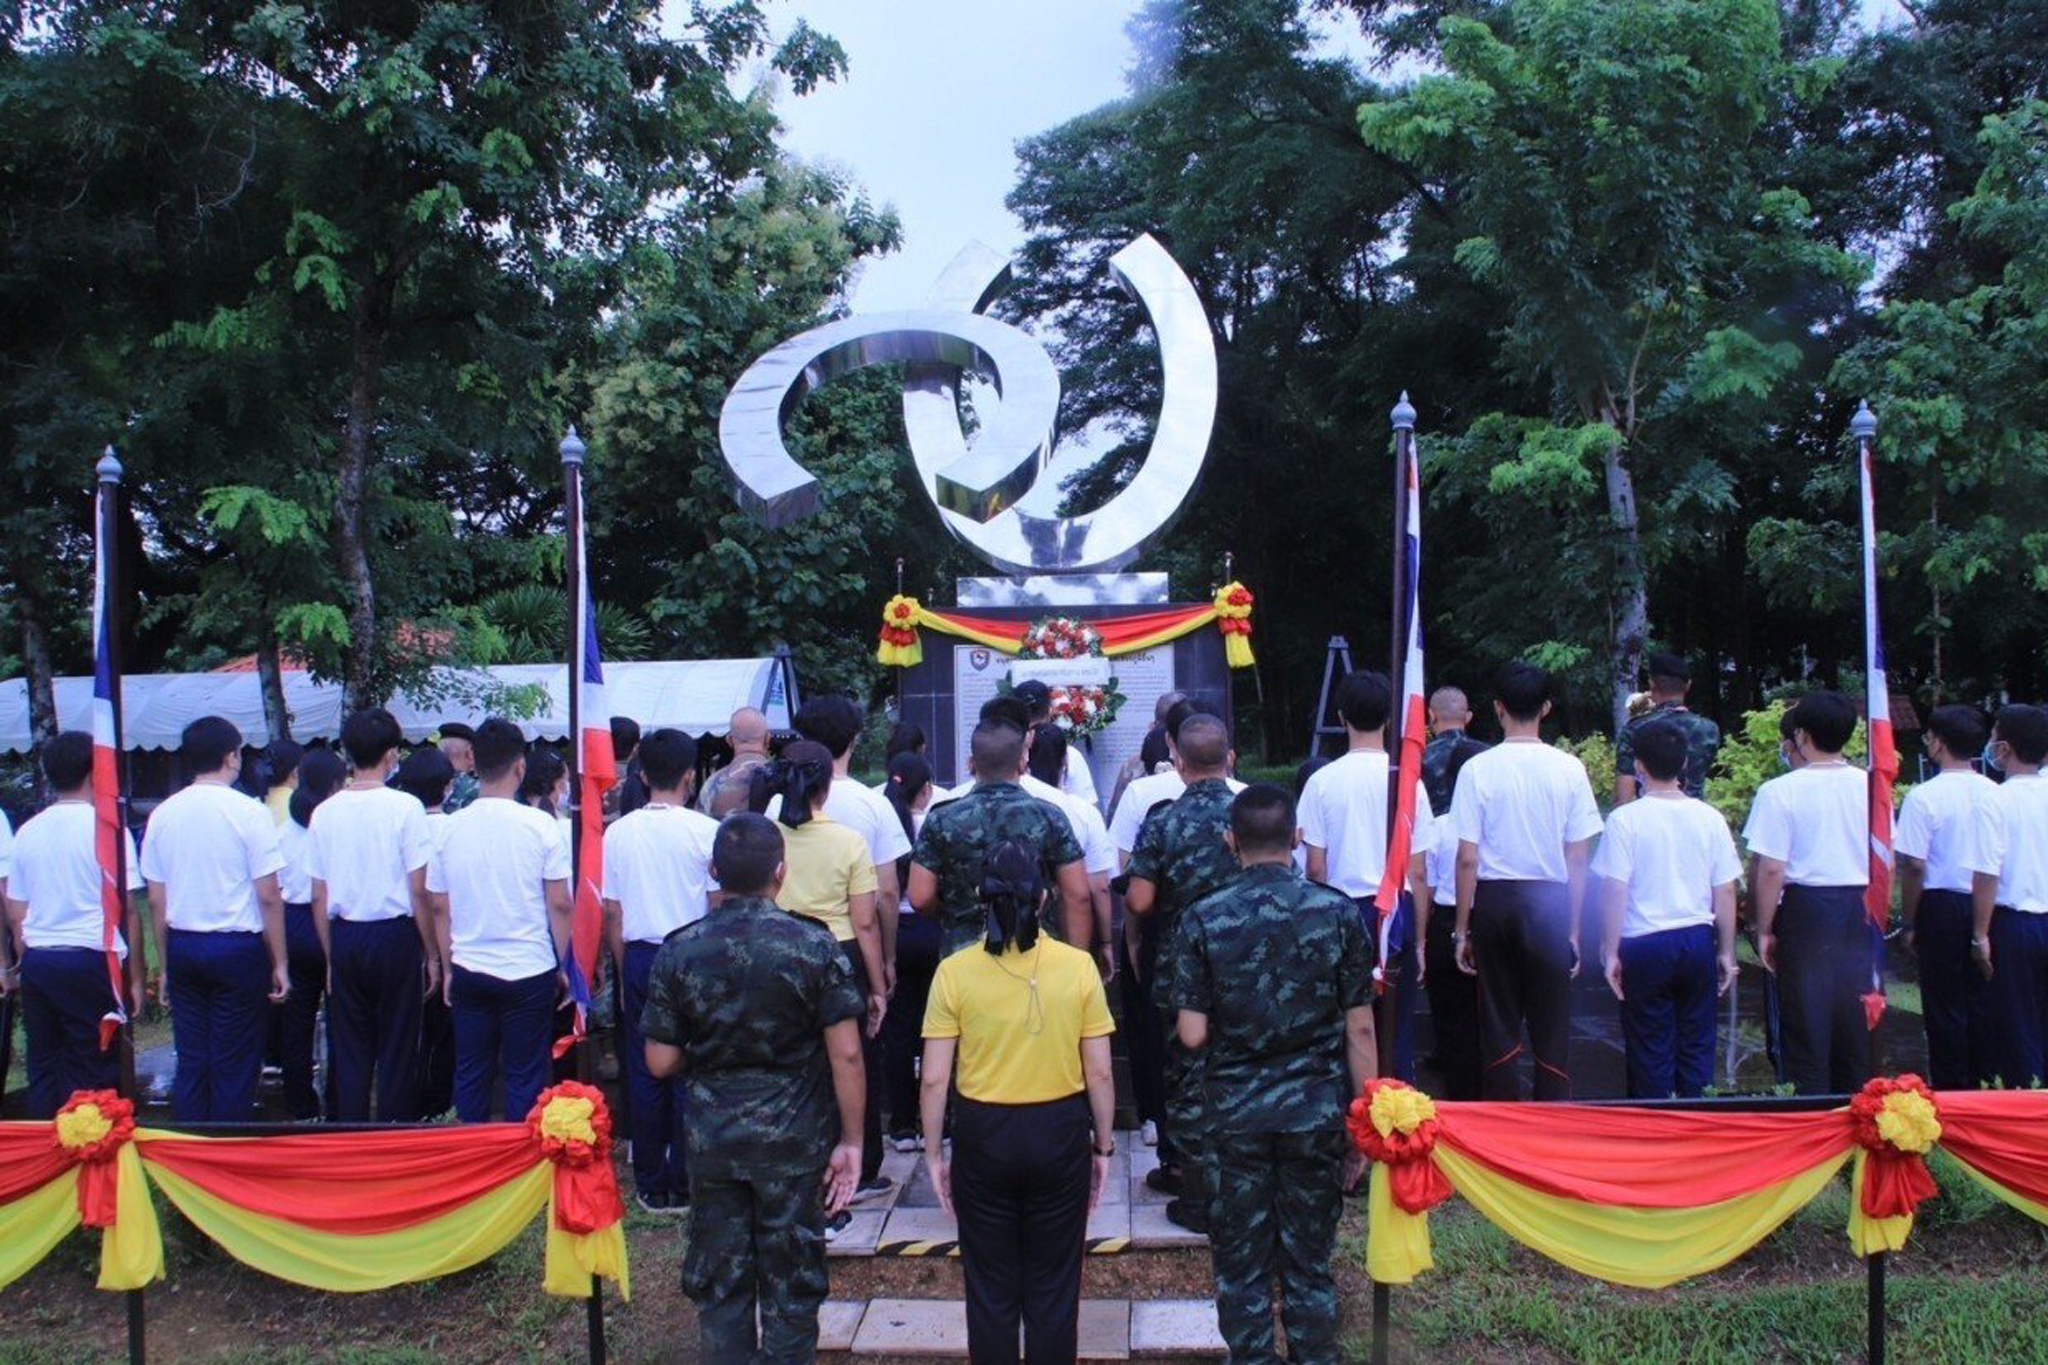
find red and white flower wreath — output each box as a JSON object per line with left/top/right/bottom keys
{"left": 1014, "top": 616, "right": 1127, "bottom": 738}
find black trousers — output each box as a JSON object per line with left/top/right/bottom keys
{"left": 1422, "top": 902, "right": 1480, "bottom": 1099}
{"left": 1775, "top": 885, "right": 1874, "bottom": 1096}
{"left": 882, "top": 909, "right": 940, "bottom": 1138}
{"left": 1120, "top": 915, "right": 1167, "bottom": 1130}
{"left": 1917, "top": 889, "right": 1995, "bottom": 1089}
{"left": 327, "top": 916, "right": 424, "bottom": 1121}
{"left": 279, "top": 904, "right": 327, "bottom": 1120}
{"left": 839, "top": 940, "right": 883, "bottom": 1183}
{"left": 952, "top": 1093, "right": 1091, "bottom": 1365}
{"left": 1471, "top": 880, "right": 1574, "bottom": 1100}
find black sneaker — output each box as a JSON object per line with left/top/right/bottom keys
{"left": 1164, "top": 1198, "right": 1209, "bottom": 1235}
{"left": 635, "top": 1191, "right": 685, "bottom": 1218}
{"left": 853, "top": 1176, "right": 895, "bottom": 1204}
{"left": 824, "top": 1210, "right": 855, "bottom": 1242}
{"left": 1144, "top": 1166, "right": 1183, "bottom": 1197}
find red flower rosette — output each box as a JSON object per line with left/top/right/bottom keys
{"left": 1849, "top": 1074, "right": 1941, "bottom": 1219}
{"left": 1346, "top": 1078, "right": 1452, "bottom": 1215}
{"left": 53, "top": 1089, "right": 136, "bottom": 1229}
{"left": 528, "top": 1081, "right": 625, "bottom": 1234}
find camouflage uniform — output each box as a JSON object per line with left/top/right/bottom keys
{"left": 441, "top": 770, "right": 479, "bottom": 814}
{"left": 1127, "top": 777, "right": 1242, "bottom": 1228}
{"left": 1616, "top": 701, "right": 1722, "bottom": 799}
{"left": 1422, "top": 727, "right": 1488, "bottom": 819}
{"left": 1168, "top": 863, "right": 1373, "bottom": 1365}
{"left": 696, "top": 752, "right": 770, "bottom": 817}
{"left": 911, "top": 781, "right": 1083, "bottom": 956}
{"left": 639, "top": 895, "right": 865, "bottom": 1364}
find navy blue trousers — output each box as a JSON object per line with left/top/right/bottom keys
{"left": 1355, "top": 896, "right": 1418, "bottom": 1083}
{"left": 1917, "top": 889, "right": 1995, "bottom": 1090}
{"left": 450, "top": 964, "right": 556, "bottom": 1123}
{"left": 20, "top": 947, "right": 121, "bottom": 1118}
{"left": 1617, "top": 924, "right": 1717, "bottom": 1098}
{"left": 279, "top": 904, "right": 327, "bottom": 1119}
{"left": 166, "top": 929, "right": 270, "bottom": 1122}
{"left": 1775, "top": 885, "right": 1873, "bottom": 1096}
{"left": 1989, "top": 908, "right": 2048, "bottom": 1088}
{"left": 619, "top": 941, "right": 688, "bottom": 1199}
{"left": 327, "top": 916, "right": 423, "bottom": 1121}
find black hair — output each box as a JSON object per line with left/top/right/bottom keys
{"left": 609, "top": 716, "right": 641, "bottom": 761}
{"left": 1494, "top": 661, "right": 1551, "bottom": 723}
{"left": 1778, "top": 704, "right": 1801, "bottom": 742}
{"left": 437, "top": 722, "right": 476, "bottom": 744}
{"left": 1293, "top": 753, "right": 1331, "bottom": 799}
{"left": 1139, "top": 727, "right": 1171, "bottom": 773}
{"left": 1027, "top": 722, "right": 1067, "bottom": 788}
{"left": 979, "top": 694, "right": 1032, "bottom": 735}
{"left": 1166, "top": 698, "right": 1219, "bottom": 745}
{"left": 1230, "top": 783, "right": 1296, "bottom": 854}
{"left": 1926, "top": 704, "right": 1988, "bottom": 760}
{"left": 1789, "top": 690, "right": 1857, "bottom": 754}
{"left": 266, "top": 740, "right": 305, "bottom": 792}
{"left": 1176, "top": 714, "right": 1230, "bottom": 770}
{"left": 979, "top": 838, "right": 1043, "bottom": 956}
{"left": 794, "top": 694, "right": 865, "bottom": 759}
{"left": 180, "top": 715, "right": 243, "bottom": 776}
{"left": 884, "top": 720, "right": 927, "bottom": 763}
{"left": 1630, "top": 718, "right": 1689, "bottom": 783}
{"left": 1996, "top": 705, "right": 2048, "bottom": 767}
{"left": 472, "top": 717, "right": 527, "bottom": 781}
{"left": 289, "top": 749, "right": 348, "bottom": 828}
{"left": 41, "top": 731, "right": 94, "bottom": 792}
{"left": 1011, "top": 679, "right": 1053, "bottom": 723}
{"left": 1646, "top": 651, "right": 1691, "bottom": 684}
{"left": 969, "top": 720, "right": 1027, "bottom": 780}
{"left": 393, "top": 747, "right": 455, "bottom": 809}
{"left": 637, "top": 727, "right": 698, "bottom": 792}
{"left": 884, "top": 751, "right": 932, "bottom": 885}
{"left": 519, "top": 747, "right": 567, "bottom": 815}
{"left": 753, "top": 738, "right": 833, "bottom": 827}
{"left": 712, "top": 813, "right": 785, "bottom": 896}
{"left": 340, "top": 707, "right": 404, "bottom": 771}
{"left": 1336, "top": 670, "right": 1392, "bottom": 733}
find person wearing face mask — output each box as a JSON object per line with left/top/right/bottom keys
{"left": 1966, "top": 705, "right": 2048, "bottom": 1087}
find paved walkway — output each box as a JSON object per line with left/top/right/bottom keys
{"left": 819, "top": 1296, "right": 1226, "bottom": 1358}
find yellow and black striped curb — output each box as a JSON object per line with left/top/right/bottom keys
{"left": 868, "top": 1236, "right": 1132, "bottom": 1258}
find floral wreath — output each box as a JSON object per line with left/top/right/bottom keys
{"left": 54, "top": 1090, "right": 136, "bottom": 1165}
{"left": 1013, "top": 616, "right": 1127, "bottom": 738}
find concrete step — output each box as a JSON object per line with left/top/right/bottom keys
{"left": 818, "top": 1297, "right": 1226, "bottom": 1359}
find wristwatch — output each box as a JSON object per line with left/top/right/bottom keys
{"left": 1972, "top": 936, "right": 1993, "bottom": 951}
{"left": 1094, "top": 1139, "right": 1116, "bottom": 1157}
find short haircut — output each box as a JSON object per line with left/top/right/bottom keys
{"left": 472, "top": 717, "right": 528, "bottom": 781}
{"left": 970, "top": 720, "right": 1027, "bottom": 779}
{"left": 1138, "top": 727, "right": 1170, "bottom": 772}
{"left": 1167, "top": 699, "right": 1218, "bottom": 744}
{"left": 1231, "top": 783, "right": 1296, "bottom": 854}
{"left": 1997, "top": 705, "right": 2048, "bottom": 766}
{"left": 393, "top": 747, "right": 455, "bottom": 808}
{"left": 1778, "top": 704, "right": 1801, "bottom": 742}
{"left": 1154, "top": 690, "right": 1188, "bottom": 722}
{"left": 520, "top": 747, "right": 566, "bottom": 808}
{"left": 1494, "top": 661, "right": 1551, "bottom": 723}
{"left": 637, "top": 727, "right": 698, "bottom": 791}
{"left": 41, "top": 731, "right": 94, "bottom": 791}
{"left": 1926, "top": 704, "right": 1987, "bottom": 760}
{"left": 1646, "top": 652, "right": 1692, "bottom": 685}
{"left": 180, "top": 716, "right": 243, "bottom": 775}
{"left": 1630, "top": 718, "right": 1689, "bottom": 783}
{"left": 885, "top": 721, "right": 927, "bottom": 762}
{"left": 794, "top": 694, "right": 865, "bottom": 759}
{"left": 979, "top": 695, "right": 1032, "bottom": 735}
{"left": 267, "top": 740, "right": 304, "bottom": 788}
{"left": 437, "top": 722, "right": 475, "bottom": 743}
{"left": 712, "top": 813, "right": 785, "bottom": 896}
{"left": 1789, "top": 690, "right": 1857, "bottom": 754}
{"left": 1336, "top": 670, "right": 1392, "bottom": 733}
{"left": 340, "top": 707, "right": 403, "bottom": 770}
{"left": 1027, "top": 722, "right": 1067, "bottom": 787}
{"left": 1293, "top": 753, "right": 1330, "bottom": 799}
{"left": 1428, "top": 686, "right": 1470, "bottom": 721}
{"left": 1177, "top": 714, "right": 1230, "bottom": 770}
{"left": 609, "top": 716, "right": 641, "bottom": 760}
{"left": 1012, "top": 679, "right": 1053, "bottom": 722}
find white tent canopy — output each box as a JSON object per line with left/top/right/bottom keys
{"left": 0, "top": 659, "right": 795, "bottom": 755}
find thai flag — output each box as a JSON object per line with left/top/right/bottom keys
{"left": 91, "top": 479, "right": 128, "bottom": 1051}
{"left": 1859, "top": 426, "right": 1896, "bottom": 1026}
{"left": 1373, "top": 442, "right": 1427, "bottom": 978}
{"left": 555, "top": 503, "right": 615, "bottom": 1059}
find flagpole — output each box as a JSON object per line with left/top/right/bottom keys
{"left": 1381, "top": 393, "right": 1417, "bottom": 1081}
{"left": 95, "top": 447, "right": 137, "bottom": 1094}
{"left": 560, "top": 425, "right": 590, "bottom": 1085}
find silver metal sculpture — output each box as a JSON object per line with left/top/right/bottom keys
{"left": 716, "top": 232, "right": 1218, "bottom": 575}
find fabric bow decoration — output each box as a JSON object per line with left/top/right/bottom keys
{"left": 54, "top": 1090, "right": 135, "bottom": 1230}
{"left": 528, "top": 1082, "right": 631, "bottom": 1299}
{"left": 877, "top": 594, "right": 925, "bottom": 668}
{"left": 1846, "top": 1074, "right": 1940, "bottom": 1255}
{"left": 1211, "top": 582, "right": 1256, "bottom": 668}
{"left": 1347, "top": 1079, "right": 1450, "bottom": 1284}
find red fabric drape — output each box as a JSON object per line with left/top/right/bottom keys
{"left": 1928, "top": 1090, "right": 2048, "bottom": 1206}
{"left": 1437, "top": 1103, "right": 1851, "bottom": 1207}
{"left": 0, "top": 1127, "right": 73, "bottom": 1204}
{"left": 137, "top": 1127, "right": 539, "bottom": 1234}
{"left": 924, "top": 605, "right": 1214, "bottom": 652}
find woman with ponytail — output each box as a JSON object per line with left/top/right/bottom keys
{"left": 920, "top": 839, "right": 1118, "bottom": 1365}
{"left": 278, "top": 749, "right": 345, "bottom": 1119}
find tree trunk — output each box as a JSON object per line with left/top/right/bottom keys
{"left": 256, "top": 631, "right": 293, "bottom": 744}
{"left": 1603, "top": 432, "right": 1649, "bottom": 733}
{"left": 20, "top": 597, "right": 58, "bottom": 805}
{"left": 335, "top": 282, "right": 392, "bottom": 713}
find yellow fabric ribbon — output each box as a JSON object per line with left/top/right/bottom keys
{"left": 1365, "top": 1160, "right": 1435, "bottom": 1284}
{"left": 1846, "top": 1149, "right": 1915, "bottom": 1256}
{"left": 0, "top": 1168, "right": 81, "bottom": 1292}
{"left": 544, "top": 1184, "right": 632, "bottom": 1301}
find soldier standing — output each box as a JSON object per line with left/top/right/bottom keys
{"left": 908, "top": 721, "right": 1089, "bottom": 958}
{"left": 1126, "top": 713, "right": 1242, "bottom": 1233}
{"left": 1171, "top": 784, "right": 1377, "bottom": 1365}
{"left": 1422, "top": 687, "right": 1487, "bottom": 816}
{"left": 1614, "top": 653, "right": 1722, "bottom": 805}
{"left": 641, "top": 813, "right": 867, "bottom": 1364}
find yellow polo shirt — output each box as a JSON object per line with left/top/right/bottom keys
{"left": 923, "top": 939, "right": 1115, "bottom": 1103}
{"left": 773, "top": 815, "right": 875, "bottom": 943}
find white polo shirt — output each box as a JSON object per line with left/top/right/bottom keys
{"left": 1741, "top": 763, "right": 1869, "bottom": 887}
{"left": 428, "top": 797, "right": 571, "bottom": 980}
{"left": 1449, "top": 740, "right": 1604, "bottom": 884}
{"left": 1062, "top": 754, "right": 1099, "bottom": 808}
{"left": 1109, "top": 770, "right": 1249, "bottom": 855}
{"left": 1299, "top": 749, "right": 1439, "bottom": 899}
{"left": 139, "top": 781, "right": 285, "bottom": 933}
{"left": 1589, "top": 794, "right": 1741, "bottom": 938}
{"left": 9, "top": 802, "right": 140, "bottom": 954}
{"left": 602, "top": 803, "right": 720, "bottom": 944}
{"left": 278, "top": 819, "right": 315, "bottom": 904}
{"left": 1895, "top": 768, "right": 1997, "bottom": 894}
{"left": 308, "top": 786, "right": 431, "bottom": 922}
{"left": 1965, "top": 773, "right": 2048, "bottom": 913}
